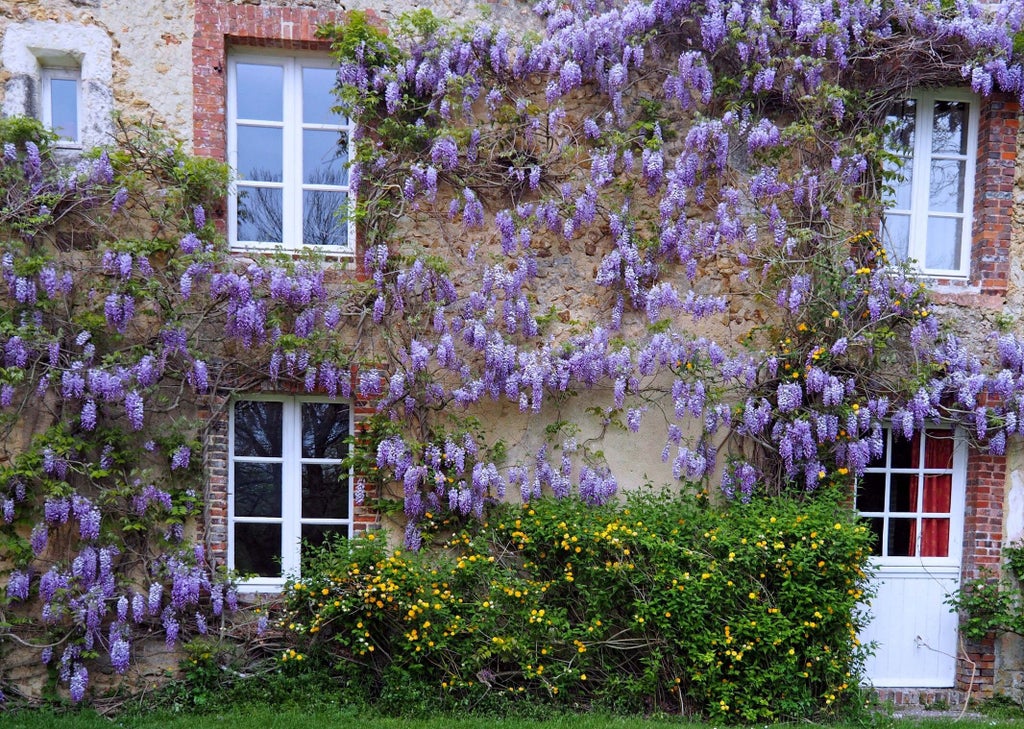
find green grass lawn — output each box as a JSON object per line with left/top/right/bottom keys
{"left": 4, "top": 707, "right": 1024, "bottom": 729}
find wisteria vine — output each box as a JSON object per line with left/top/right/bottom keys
{"left": 2, "top": 0, "right": 1024, "bottom": 706}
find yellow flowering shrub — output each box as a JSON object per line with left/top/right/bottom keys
{"left": 280, "top": 488, "right": 873, "bottom": 722}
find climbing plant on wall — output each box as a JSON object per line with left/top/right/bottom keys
{"left": 2, "top": 0, "right": 1024, "bottom": 710}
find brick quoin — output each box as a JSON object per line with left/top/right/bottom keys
{"left": 955, "top": 449, "right": 1006, "bottom": 699}
{"left": 932, "top": 93, "right": 1019, "bottom": 305}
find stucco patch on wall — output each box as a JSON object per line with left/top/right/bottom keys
{"left": 1, "top": 20, "right": 114, "bottom": 148}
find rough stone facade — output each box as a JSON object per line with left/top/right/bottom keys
{"left": 2, "top": 0, "right": 1024, "bottom": 710}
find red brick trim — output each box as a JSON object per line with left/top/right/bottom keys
{"left": 192, "top": 0, "right": 368, "bottom": 263}
{"left": 193, "top": 0, "right": 353, "bottom": 161}
{"left": 931, "top": 93, "right": 1018, "bottom": 301}
{"left": 956, "top": 448, "right": 1006, "bottom": 698}
{"left": 199, "top": 382, "right": 381, "bottom": 572}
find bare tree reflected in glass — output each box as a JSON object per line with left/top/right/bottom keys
{"left": 237, "top": 169, "right": 348, "bottom": 247}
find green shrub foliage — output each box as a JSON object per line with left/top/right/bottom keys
{"left": 280, "top": 489, "right": 873, "bottom": 722}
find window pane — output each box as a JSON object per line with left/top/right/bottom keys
{"left": 234, "top": 523, "right": 281, "bottom": 577}
{"left": 884, "top": 156, "right": 913, "bottom": 210}
{"left": 303, "top": 191, "right": 348, "bottom": 247}
{"left": 931, "top": 101, "right": 968, "bottom": 155}
{"left": 302, "top": 403, "right": 349, "bottom": 459}
{"left": 881, "top": 214, "right": 909, "bottom": 261}
{"left": 302, "top": 464, "right": 350, "bottom": 519}
{"left": 929, "top": 159, "right": 965, "bottom": 213}
{"left": 234, "top": 401, "right": 283, "bottom": 456}
{"left": 49, "top": 78, "right": 78, "bottom": 141}
{"left": 924, "top": 216, "right": 962, "bottom": 270}
{"left": 238, "top": 186, "right": 283, "bottom": 243}
{"left": 304, "top": 130, "right": 348, "bottom": 185}
{"left": 890, "top": 433, "right": 915, "bottom": 469}
{"left": 889, "top": 473, "right": 916, "bottom": 512}
{"left": 234, "top": 463, "right": 282, "bottom": 517}
{"left": 856, "top": 473, "right": 886, "bottom": 512}
{"left": 920, "top": 519, "right": 950, "bottom": 557}
{"left": 887, "top": 518, "right": 916, "bottom": 557}
{"left": 302, "top": 524, "right": 345, "bottom": 551}
{"left": 866, "top": 517, "right": 884, "bottom": 556}
{"left": 885, "top": 99, "right": 916, "bottom": 152}
{"left": 303, "top": 67, "right": 341, "bottom": 124}
{"left": 237, "top": 126, "right": 283, "bottom": 182}
{"left": 922, "top": 474, "right": 952, "bottom": 513}
{"left": 236, "top": 63, "right": 283, "bottom": 121}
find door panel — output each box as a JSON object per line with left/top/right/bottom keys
{"left": 860, "top": 567, "right": 959, "bottom": 687}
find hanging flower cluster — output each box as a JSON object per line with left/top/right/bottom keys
{"left": 322, "top": 0, "right": 1024, "bottom": 544}
{"left": 2, "top": 0, "right": 1024, "bottom": 703}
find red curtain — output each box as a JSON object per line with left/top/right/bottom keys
{"left": 907, "top": 434, "right": 952, "bottom": 557}
{"left": 920, "top": 436, "right": 952, "bottom": 557}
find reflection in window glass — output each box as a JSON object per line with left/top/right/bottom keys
{"left": 236, "top": 64, "right": 284, "bottom": 121}
{"left": 230, "top": 397, "right": 352, "bottom": 584}
{"left": 304, "top": 190, "right": 348, "bottom": 247}
{"left": 237, "top": 187, "right": 283, "bottom": 243}
{"left": 233, "top": 401, "right": 283, "bottom": 457}
{"left": 49, "top": 78, "right": 79, "bottom": 141}
{"left": 881, "top": 92, "right": 975, "bottom": 276}
{"left": 230, "top": 56, "right": 354, "bottom": 250}
{"left": 931, "top": 101, "right": 968, "bottom": 155}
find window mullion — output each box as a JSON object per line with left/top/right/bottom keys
{"left": 908, "top": 100, "right": 933, "bottom": 266}
{"left": 280, "top": 398, "right": 302, "bottom": 576}
{"left": 283, "top": 59, "right": 301, "bottom": 250}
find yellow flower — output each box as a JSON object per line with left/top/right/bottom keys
{"left": 831, "top": 310, "right": 840, "bottom": 318}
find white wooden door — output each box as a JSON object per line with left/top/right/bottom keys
{"left": 856, "top": 430, "right": 966, "bottom": 687}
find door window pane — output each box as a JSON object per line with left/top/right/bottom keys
{"left": 921, "top": 519, "right": 950, "bottom": 557}
{"left": 887, "top": 518, "right": 916, "bottom": 557}
{"left": 856, "top": 473, "right": 886, "bottom": 512}
{"left": 866, "top": 517, "right": 884, "bottom": 556}
{"left": 888, "top": 473, "right": 916, "bottom": 512}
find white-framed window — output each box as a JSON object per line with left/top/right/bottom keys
{"left": 227, "top": 53, "right": 355, "bottom": 252}
{"left": 1, "top": 21, "right": 113, "bottom": 150}
{"left": 41, "top": 67, "right": 81, "bottom": 145}
{"left": 229, "top": 396, "right": 352, "bottom": 590}
{"left": 856, "top": 429, "right": 965, "bottom": 564}
{"left": 881, "top": 89, "right": 979, "bottom": 278}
